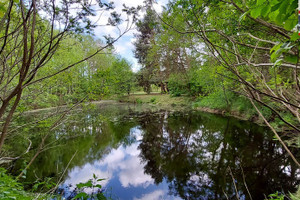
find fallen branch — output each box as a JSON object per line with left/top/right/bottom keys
{"left": 0, "top": 137, "right": 32, "bottom": 164}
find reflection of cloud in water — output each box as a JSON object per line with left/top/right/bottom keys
{"left": 64, "top": 163, "right": 112, "bottom": 187}
{"left": 133, "top": 190, "right": 182, "bottom": 200}
{"left": 125, "top": 143, "right": 140, "bottom": 156}
{"left": 131, "top": 127, "right": 143, "bottom": 141}
{"left": 118, "top": 152, "right": 153, "bottom": 187}
{"left": 134, "top": 190, "right": 164, "bottom": 200}
{"left": 101, "top": 147, "right": 125, "bottom": 170}
{"left": 63, "top": 127, "right": 153, "bottom": 190}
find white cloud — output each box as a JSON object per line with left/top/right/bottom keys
{"left": 64, "top": 163, "right": 112, "bottom": 188}
{"left": 102, "top": 147, "right": 125, "bottom": 168}
{"left": 133, "top": 190, "right": 165, "bottom": 200}
{"left": 131, "top": 58, "right": 140, "bottom": 72}
{"left": 88, "top": 0, "right": 167, "bottom": 72}
{"left": 60, "top": 126, "right": 186, "bottom": 200}
{"left": 118, "top": 155, "right": 153, "bottom": 188}
{"left": 63, "top": 128, "right": 153, "bottom": 190}
{"left": 133, "top": 189, "right": 182, "bottom": 200}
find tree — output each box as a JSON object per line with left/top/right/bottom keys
{"left": 133, "top": 3, "right": 159, "bottom": 94}
{"left": 110, "top": 58, "right": 135, "bottom": 95}
{"left": 160, "top": 0, "right": 300, "bottom": 166}
{"left": 0, "top": 0, "right": 139, "bottom": 151}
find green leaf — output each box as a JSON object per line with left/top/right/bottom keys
{"left": 256, "top": 0, "right": 265, "bottom": 6}
{"left": 284, "top": 14, "right": 297, "bottom": 31}
{"left": 21, "top": 169, "right": 27, "bottom": 179}
{"left": 275, "top": 13, "right": 284, "bottom": 24}
{"left": 72, "top": 192, "right": 88, "bottom": 200}
{"left": 261, "top": 6, "right": 271, "bottom": 18}
{"left": 96, "top": 193, "right": 106, "bottom": 200}
{"left": 273, "top": 58, "right": 283, "bottom": 67}
{"left": 239, "top": 12, "right": 248, "bottom": 22}
{"left": 284, "top": 19, "right": 297, "bottom": 31}
{"left": 76, "top": 183, "right": 86, "bottom": 189}
{"left": 271, "top": 2, "right": 281, "bottom": 12}
{"left": 279, "top": 0, "right": 289, "bottom": 15}
{"left": 284, "top": 55, "right": 298, "bottom": 64}
{"left": 268, "top": 10, "right": 279, "bottom": 22}
{"left": 271, "top": 51, "right": 280, "bottom": 62}
{"left": 270, "top": 43, "right": 282, "bottom": 54}
{"left": 290, "top": 32, "right": 300, "bottom": 41}
{"left": 77, "top": 180, "right": 93, "bottom": 188}
{"left": 250, "top": 7, "right": 262, "bottom": 18}
{"left": 281, "top": 42, "right": 294, "bottom": 50}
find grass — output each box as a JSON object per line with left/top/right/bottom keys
{"left": 120, "top": 93, "right": 191, "bottom": 107}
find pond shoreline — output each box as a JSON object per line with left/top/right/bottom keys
{"left": 119, "top": 94, "right": 265, "bottom": 126}
{"left": 195, "top": 107, "right": 264, "bottom": 126}
{"left": 23, "top": 96, "right": 265, "bottom": 126}
{"left": 8, "top": 101, "right": 298, "bottom": 200}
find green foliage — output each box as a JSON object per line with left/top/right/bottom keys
{"left": 266, "top": 192, "right": 285, "bottom": 200}
{"left": 136, "top": 98, "right": 143, "bottom": 104}
{"left": 231, "top": 96, "right": 258, "bottom": 117}
{"left": 168, "top": 73, "right": 188, "bottom": 97}
{"left": 18, "top": 35, "right": 136, "bottom": 110}
{"left": 270, "top": 112, "right": 297, "bottom": 130}
{"left": 31, "top": 177, "right": 56, "bottom": 193}
{"left": 150, "top": 97, "right": 156, "bottom": 103}
{"left": 290, "top": 187, "right": 300, "bottom": 200}
{"left": 72, "top": 174, "right": 107, "bottom": 200}
{"left": 250, "top": 0, "right": 297, "bottom": 31}
{"left": 109, "top": 58, "right": 135, "bottom": 96}
{"left": 0, "top": 168, "right": 33, "bottom": 200}
{"left": 196, "top": 90, "right": 233, "bottom": 110}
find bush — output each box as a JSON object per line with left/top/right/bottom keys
{"left": 196, "top": 90, "right": 234, "bottom": 110}
{"left": 168, "top": 73, "right": 188, "bottom": 97}
{"left": 136, "top": 98, "right": 143, "bottom": 104}
{"left": 0, "top": 168, "right": 33, "bottom": 200}
{"left": 150, "top": 97, "right": 156, "bottom": 103}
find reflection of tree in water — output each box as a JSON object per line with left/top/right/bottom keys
{"left": 9, "top": 106, "right": 138, "bottom": 185}
{"left": 138, "top": 111, "right": 300, "bottom": 200}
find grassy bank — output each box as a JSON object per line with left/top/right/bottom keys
{"left": 119, "top": 93, "right": 191, "bottom": 108}
{"left": 119, "top": 93, "right": 267, "bottom": 125}
{"left": 119, "top": 92, "right": 300, "bottom": 132}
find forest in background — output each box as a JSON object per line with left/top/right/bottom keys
{"left": 0, "top": 0, "right": 300, "bottom": 199}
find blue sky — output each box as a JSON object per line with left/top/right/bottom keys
{"left": 90, "top": 0, "right": 169, "bottom": 72}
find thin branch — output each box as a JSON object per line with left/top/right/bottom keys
{"left": 249, "top": 98, "right": 300, "bottom": 168}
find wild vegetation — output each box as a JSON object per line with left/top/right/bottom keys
{"left": 0, "top": 0, "right": 300, "bottom": 199}
{"left": 133, "top": 0, "right": 300, "bottom": 165}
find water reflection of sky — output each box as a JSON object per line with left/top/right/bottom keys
{"left": 61, "top": 127, "right": 182, "bottom": 200}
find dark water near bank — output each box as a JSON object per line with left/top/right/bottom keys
{"left": 7, "top": 103, "right": 300, "bottom": 199}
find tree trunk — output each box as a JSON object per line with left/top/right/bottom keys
{"left": 0, "top": 90, "right": 22, "bottom": 151}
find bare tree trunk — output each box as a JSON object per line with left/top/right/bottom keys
{"left": 160, "top": 82, "right": 166, "bottom": 93}
{"left": 0, "top": 89, "right": 22, "bottom": 151}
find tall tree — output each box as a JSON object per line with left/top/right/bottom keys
{"left": 0, "top": 0, "right": 139, "bottom": 151}
{"left": 133, "top": 3, "right": 159, "bottom": 94}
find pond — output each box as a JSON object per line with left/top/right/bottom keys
{"left": 7, "top": 103, "right": 300, "bottom": 199}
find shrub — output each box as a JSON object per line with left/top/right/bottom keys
{"left": 168, "top": 73, "right": 188, "bottom": 97}
{"left": 0, "top": 168, "right": 33, "bottom": 200}
{"left": 150, "top": 97, "right": 156, "bottom": 103}
{"left": 136, "top": 98, "right": 143, "bottom": 104}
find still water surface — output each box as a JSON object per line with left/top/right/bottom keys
{"left": 10, "top": 103, "right": 300, "bottom": 199}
